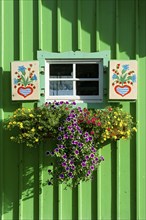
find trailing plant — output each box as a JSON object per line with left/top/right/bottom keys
{"left": 4, "top": 101, "right": 74, "bottom": 147}
{"left": 77, "top": 106, "right": 137, "bottom": 145}
{"left": 4, "top": 101, "right": 137, "bottom": 187}
{"left": 46, "top": 107, "right": 104, "bottom": 188}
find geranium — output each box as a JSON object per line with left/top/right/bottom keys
{"left": 77, "top": 106, "right": 137, "bottom": 146}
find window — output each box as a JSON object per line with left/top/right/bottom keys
{"left": 45, "top": 59, "right": 103, "bottom": 102}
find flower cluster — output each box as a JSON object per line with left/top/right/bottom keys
{"left": 76, "top": 106, "right": 137, "bottom": 145}
{"left": 47, "top": 107, "right": 104, "bottom": 187}
{"left": 4, "top": 101, "right": 137, "bottom": 187}
{"left": 4, "top": 101, "right": 73, "bottom": 147}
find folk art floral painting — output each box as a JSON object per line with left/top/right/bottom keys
{"left": 11, "top": 61, "right": 40, "bottom": 100}
{"left": 109, "top": 60, "right": 137, "bottom": 100}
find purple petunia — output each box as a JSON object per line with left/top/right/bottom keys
{"left": 59, "top": 174, "right": 64, "bottom": 179}
{"left": 74, "top": 149, "right": 79, "bottom": 155}
{"left": 58, "top": 126, "right": 64, "bottom": 131}
{"left": 63, "top": 134, "right": 69, "bottom": 139}
{"left": 58, "top": 144, "right": 65, "bottom": 149}
{"left": 62, "top": 154, "right": 67, "bottom": 159}
{"left": 91, "top": 147, "right": 96, "bottom": 153}
{"left": 90, "top": 153, "right": 94, "bottom": 158}
{"left": 81, "top": 161, "right": 86, "bottom": 167}
{"left": 72, "top": 101, "right": 76, "bottom": 105}
{"left": 69, "top": 161, "right": 74, "bottom": 166}
{"left": 57, "top": 136, "right": 62, "bottom": 140}
{"left": 71, "top": 165, "right": 75, "bottom": 170}
{"left": 100, "top": 156, "right": 104, "bottom": 161}
{"left": 66, "top": 117, "right": 71, "bottom": 122}
{"left": 90, "top": 165, "right": 94, "bottom": 171}
{"left": 72, "top": 140, "right": 78, "bottom": 145}
{"left": 78, "top": 143, "right": 83, "bottom": 148}
{"left": 65, "top": 167, "right": 70, "bottom": 171}
{"left": 95, "top": 157, "right": 99, "bottom": 162}
{"left": 68, "top": 172, "right": 74, "bottom": 178}
{"left": 59, "top": 101, "right": 64, "bottom": 105}
{"left": 85, "top": 155, "right": 89, "bottom": 160}
{"left": 46, "top": 151, "right": 50, "bottom": 156}
{"left": 62, "top": 162, "right": 67, "bottom": 167}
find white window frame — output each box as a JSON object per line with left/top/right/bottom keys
{"left": 45, "top": 59, "right": 103, "bottom": 103}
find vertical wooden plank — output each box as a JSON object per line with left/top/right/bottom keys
{"left": 18, "top": 1, "right": 24, "bottom": 219}
{"left": 18, "top": 1, "right": 37, "bottom": 219}
{"left": 38, "top": 0, "right": 43, "bottom": 50}
{"left": 80, "top": 0, "right": 96, "bottom": 52}
{"left": 136, "top": 1, "right": 146, "bottom": 219}
{"left": 98, "top": 0, "right": 116, "bottom": 54}
{"left": 59, "top": 185, "right": 73, "bottom": 220}
{"left": 77, "top": 0, "right": 82, "bottom": 51}
{"left": 57, "top": 0, "right": 61, "bottom": 52}
{"left": 0, "top": 0, "right": 4, "bottom": 218}
{"left": 95, "top": 0, "right": 100, "bottom": 52}
{"left": 41, "top": 0, "right": 57, "bottom": 52}
{"left": 100, "top": 146, "right": 112, "bottom": 220}
{"left": 1, "top": 0, "right": 20, "bottom": 219}
{"left": 59, "top": 0, "right": 77, "bottom": 52}
{"left": 97, "top": 149, "right": 102, "bottom": 220}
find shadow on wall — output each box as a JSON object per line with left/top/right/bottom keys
{"left": 41, "top": 0, "right": 146, "bottom": 58}
{"left": 0, "top": 0, "right": 145, "bottom": 218}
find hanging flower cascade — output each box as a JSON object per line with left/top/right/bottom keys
{"left": 4, "top": 101, "right": 137, "bottom": 187}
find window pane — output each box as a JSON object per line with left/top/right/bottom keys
{"left": 76, "top": 64, "right": 99, "bottom": 78}
{"left": 76, "top": 81, "right": 99, "bottom": 95}
{"left": 50, "top": 81, "right": 73, "bottom": 96}
{"left": 50, "top": 64, "right": 73, "bottom": 78}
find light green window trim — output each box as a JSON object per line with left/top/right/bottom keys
{"left": 37, "top": 51, "right": 110, "bottom": 104}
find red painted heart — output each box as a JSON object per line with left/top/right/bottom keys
{"left": 114, "top": 85, "right": 131, "bottom": 97}
{"left": 17, "top": 86, "right": 33, "bottom": 98}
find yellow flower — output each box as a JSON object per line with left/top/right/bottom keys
{"left": 127, "top": 130, "right": 131, "bottom": 136}
{"left": 119, "top": 122, "right": 123, "bottom": 127}
{"left": 13, "top": 121, "right": 16, "bottom": 125}
{"left": 133, "top": 127, "right": 137, "bottom": 132}
{"left": 29, "top": 114, "right": 34, "bottom": 118}
{"left": 31, "top": 128, "right": 35, "bottom": 132}
{"left": 35, "top": 138, "right": 39, "bottom": 142}
{"left": 19, "top": 123, "right": 23, "bottom": 129}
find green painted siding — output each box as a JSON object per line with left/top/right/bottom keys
{"left": 0, "top": 0, "right": 145, "bottom": 219}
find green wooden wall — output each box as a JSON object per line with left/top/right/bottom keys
{"left": 0, "top": 0, "right": 145, "bottom": 219}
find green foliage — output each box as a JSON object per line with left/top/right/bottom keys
{"left": 4, "top": 101, "right": 137, "bottom": 188}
